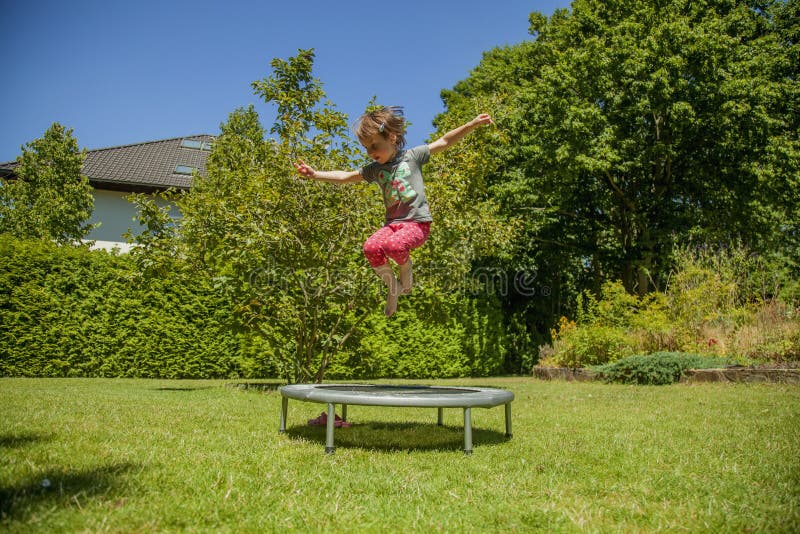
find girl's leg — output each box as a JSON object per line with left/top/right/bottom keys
{"left": 382, "top": 223, "right": 431, "bottom": 294}
{"left": 363, "top": 226, "right": 395, "bottom": 268}
{"left": 372, "top": 263, "right": 399, "bottom": 317}
{"left": 364, "top": 226, "right": 401, "bottom": 317}
{"left": 363, "top": 223, "right": 431, "bottom": 316}
{"left": 380, "top": 222, "right": 430, "bottom": 265}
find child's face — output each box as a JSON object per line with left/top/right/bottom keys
{"left": 360, "top": 133, "right": 398, "bottom": 164}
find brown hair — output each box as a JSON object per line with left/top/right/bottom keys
{"left": 354, "top": 106, "right": 406, "bottom": 149}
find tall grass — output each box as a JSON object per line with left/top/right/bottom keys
{"left": 2, "top": 378, "right": 798, "bottom": 532}
{"left": 541, "top": 244, "right": 800, "bottom": 368}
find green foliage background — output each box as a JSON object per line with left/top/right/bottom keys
{"left": 327, "top": 289, "right": 507, "bottom": 379}
{"left": 437, "top": 0, "right": 800, "bottom": 361}
{"left": 0, "top": 236, "right": 507, "bottom": 379}
{"left": 3, "top": 0, "right": 799, "bottom": 379}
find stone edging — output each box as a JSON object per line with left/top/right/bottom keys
{"left": 531, "top": 367, "right": 599, "bottom": 381}
{"left": 681, "top": 368, "right": 800, "bottom": 384}
{"left": 532, "top": 366, "right": 800, "bottom": 384}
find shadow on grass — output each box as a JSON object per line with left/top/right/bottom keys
{"left": 0, "top": 463, "right": 136, "bottom": 522}
{"left": 152, "top": 386, "right": 213, "bottom": 392}
{"left": 0, "top": 432, "right": 51, "bottom": 449}
{"left": 285, "top": 421, "right": 511, "bottom": 453}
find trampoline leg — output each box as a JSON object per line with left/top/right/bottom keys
{"left": 279, "top": 396, "right": 288, "bottom": 433}
{"left": 342, "top": 404, "right": 347, "bottom": 422}
{"left": 325, "top": 402, "right": 336, "bottom": 454}
{"left": 463, "top": 408, "right": 473, "bottom": 455}
{"left": 437, "top": 407, "right": 443, "bottom": 426}
{"left": 505, "top": 403, "right": 513, "bottom": 438}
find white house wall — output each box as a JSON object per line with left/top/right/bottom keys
{"left": 86, "top": 189, "right": 178, "bottom": 252}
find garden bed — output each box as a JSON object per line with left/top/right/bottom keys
{"left": 534, "top": 365, "right": 800, "bottom": 384}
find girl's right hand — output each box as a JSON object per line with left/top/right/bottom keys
{"left": 473, "top": 113, "right": 494, "bottom": 126}
{"left": 294, "top": 160, "right": 316, "bottom": 178}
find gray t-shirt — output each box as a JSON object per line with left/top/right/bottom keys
{"left": 361, "top": 145, "right": 433, "bottom": 224}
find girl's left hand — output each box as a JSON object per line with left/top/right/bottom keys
{"left": 294, "top": 160, "right": 316, "bottom": 178}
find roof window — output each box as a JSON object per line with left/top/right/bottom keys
{"left": 174, "top": 165, "right": 196, "bottom": 175}
{"left": 180, "top": 139, "right": 213, "bottom": 151}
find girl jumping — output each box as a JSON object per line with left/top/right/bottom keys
{"left": 295, "top": 106, "right": 493, "bottom": 317}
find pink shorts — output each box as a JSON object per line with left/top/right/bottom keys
{"left": 363, "top": 222, "right": 431, "bottom": 267}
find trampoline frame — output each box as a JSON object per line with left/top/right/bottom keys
{"left": 279, "top": 384, "right": 514, "bottom": 455}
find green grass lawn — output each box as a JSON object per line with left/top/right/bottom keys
{"left": 1, "top": 378, "right": 798, "bottom": 533}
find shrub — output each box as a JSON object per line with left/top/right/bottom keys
{"left": 540, "top": 244, "right": 800, "bottom": 367}
{"left": 542, "top": 315, "right": 634, "bottom": 368}
{"left": 595, "top": 352, "right": 733, "bottom": 385}
{"left": 577, "top": 281, "right": 639, "bottom": 327}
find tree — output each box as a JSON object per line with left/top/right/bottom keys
{"left": 0, "top": 123, "right": 94, "bottom": 244}
{"left": 428, "top": 0, "right": 800, "bottom": 368}
{"left": 170, "top": 47, "right": 519, "bottom": 380}
{"left": 178, "top": 50, "right": 378, "bottom": 383}
{"left": 439, "top": 0, "right": 799, "bottom": 299}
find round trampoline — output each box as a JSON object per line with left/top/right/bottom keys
{"left": 279, "top": 384, "right": 514, "bottom": 454}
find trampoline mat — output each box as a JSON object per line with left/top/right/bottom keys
{"left": 316, "top": 385, "right": 479, "bottom": 395}
{"left": 280, "top": 383, "right": 514, "bottom": 408}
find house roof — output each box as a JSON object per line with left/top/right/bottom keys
{"left": 0, "top": 134, "right": 214, "bottom": 193}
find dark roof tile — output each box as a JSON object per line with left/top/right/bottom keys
{"left": 1, "top": 134, "right": 214, "bottom": 192}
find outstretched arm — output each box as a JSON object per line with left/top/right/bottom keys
{"left": 428, "top": 113, "right": 494, "bottom": 155}
{"left": 294, "top": 160, "right": 363, "bottom": 184}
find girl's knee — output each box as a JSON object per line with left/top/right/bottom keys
{"left": 363, "top": 241, "right": 386, "bottom": 267}
{"left": 383, "top": 243, "right": 410, "bottom": 265}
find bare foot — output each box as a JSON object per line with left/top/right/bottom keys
{"left": 384, "top": 287, "right": 399, "bottom": 317}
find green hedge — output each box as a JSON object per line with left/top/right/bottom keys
{"left": 327, "top": 290, "right": 507, "bottom": 379}
{"left": 0, "top": 236, "right": 241, "bottom": 378}
{"left": 1, "top": 236, "right": 508, "bottom": 379}
{"left": 594, "top": 352, "right": 733, "bottom": 385}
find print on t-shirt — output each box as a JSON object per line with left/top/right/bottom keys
{"left": 377, "top": 161, "right": 417, "bottom": 208}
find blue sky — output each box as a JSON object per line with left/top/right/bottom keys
{"left": 1, "top": 0, "right": 570, "bottom": 162}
